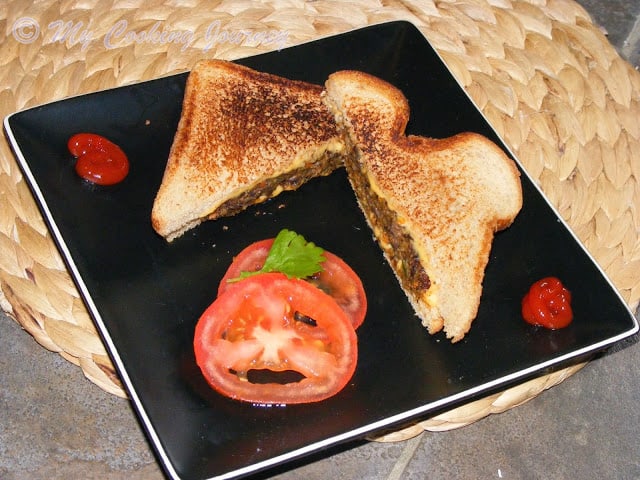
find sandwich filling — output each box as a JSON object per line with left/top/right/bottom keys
{"left": 210, "top": 149, "right": 344, "bottom": 219}
{"left": 323, "top": 88, "right": 435, "bottom": 313}
{"left": 340, "top": 133, "right": 432, "bottom": 301}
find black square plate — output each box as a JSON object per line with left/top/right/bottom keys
{"left": 5, "top": 21, "right": 638, "bottom": 480}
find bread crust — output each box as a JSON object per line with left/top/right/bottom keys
{"left": 152, "top": 62, "right": 522, "bottom": 343}
{"left": 151, "top": 60, "right": 344, "bottom": 241}
{"left": 324, "top": 70, "right": 523, "bottom": 342}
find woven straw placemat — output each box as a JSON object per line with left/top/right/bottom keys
{"left": 2, "top": 0, "right": 639, "bottom": 438}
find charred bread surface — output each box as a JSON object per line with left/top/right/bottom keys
{"left": 151, "top": 60, "right": 345, "bottom": 241}
{"left": 324, "top": 70, "right": 523, "bottom": 342}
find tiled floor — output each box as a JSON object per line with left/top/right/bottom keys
{"left": 2, "top": 2, "right": 640, "bottom": 480}
{"left": 578, "top": 0, "right": 640, "bottom": 66}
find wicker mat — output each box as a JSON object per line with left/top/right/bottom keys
{"left": 1, "top": 0, "right": 639, "bottom": 439}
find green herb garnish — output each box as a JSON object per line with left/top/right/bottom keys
{"left": 229, "top": 229, "right": 326, "bottom": 282}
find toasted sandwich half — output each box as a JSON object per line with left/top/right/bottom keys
{"left": 151, "top": 60, "right": 345, "bottom": 241}
{"left": 324, "top": 70, "right": 523, "bottom": 342}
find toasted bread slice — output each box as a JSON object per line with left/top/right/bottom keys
{"left": 151, "top": 60, "right": 345, "bottom": 241}
{"left": 324, "top": 70, "right": 523, "bottom": 342}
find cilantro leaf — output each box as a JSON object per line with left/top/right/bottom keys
{"left": 230, "top": 229, "right": 326, "bottom": 282}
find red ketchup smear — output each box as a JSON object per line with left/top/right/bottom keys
{"left": 521, "top": 277, "right": 573, "bottom": 329}
{"left": 68, "top": 133, "right": 129, "bottom": 185}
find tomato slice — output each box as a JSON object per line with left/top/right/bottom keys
{"left": 194, "top": 272, "right": 358, "bottom": 404}
{"left": 218, "top": 239, "right": 367, "bottom": 329}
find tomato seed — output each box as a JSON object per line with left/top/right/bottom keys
{"left": 294, "top": 311, "right": 317, "bottom": 327}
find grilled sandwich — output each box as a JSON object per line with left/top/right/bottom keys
{"left": 151, "top": 60, "right": 345, "bottom": 241}
{"left": 323, "top": 70, "right": 523, "bottom": 342}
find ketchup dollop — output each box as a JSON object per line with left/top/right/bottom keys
{"left": 521, "top": 277, "right": 573, "bottom": 329}
{"left": 68, "top": 133, "right": 129, "bottom": 185}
